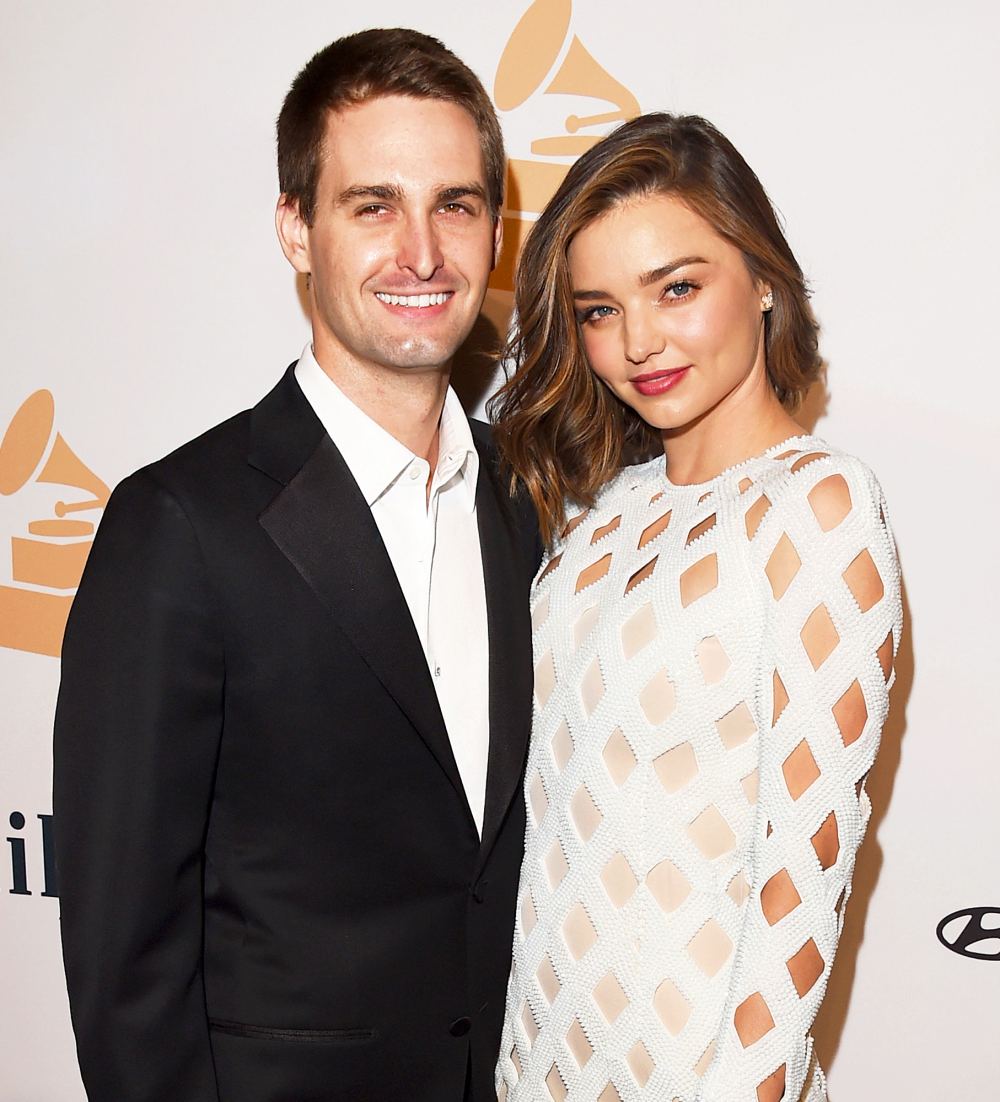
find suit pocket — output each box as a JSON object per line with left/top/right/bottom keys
{"left": 209, "top": 1019, "right": 376, "bottom": 1045}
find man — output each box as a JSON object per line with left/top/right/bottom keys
{"left": 54, "top": 29, "right": 538, "bottom": 1102}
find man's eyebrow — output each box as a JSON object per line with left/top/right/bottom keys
{"left": 336, "top": 183, "right": 405, "bottom": 205}
{"left": 573, "top": 255, "right": 709, "bottom": 299}
{"left": 436, "top": 184, "right": 487, "bottom": 204}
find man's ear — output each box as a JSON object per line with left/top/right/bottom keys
{"left": 275, "top": 195, "right": 311, "bottom": 275}
{"left": 491, "top": 213, "right": 504, "bottom": 272}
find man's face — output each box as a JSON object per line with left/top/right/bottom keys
{"left": 280, "top": 95, "right": 500, "bottom": 378}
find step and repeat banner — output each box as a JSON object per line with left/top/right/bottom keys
{"left": 2, "top": 1, "right": 997, "bottom": 1098}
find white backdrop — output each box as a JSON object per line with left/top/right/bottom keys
{"left": 2, "top": 1, "right": 997, "bottom": 1098}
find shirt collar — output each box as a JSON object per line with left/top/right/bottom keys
{"left": 293, "top": 344, "right": 478, "bottom": 511}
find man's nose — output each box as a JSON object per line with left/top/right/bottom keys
{"left": 396, "top": 215, "right": 444, "bottom": 281}
{"left": 624, "top": 311, "right": 666, "bottom": 365}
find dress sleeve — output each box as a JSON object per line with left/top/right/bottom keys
{"left": 697, "top": 453, "right": 902, "bottom": 1102}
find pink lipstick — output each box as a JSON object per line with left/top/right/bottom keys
{"left": 630, "top": 366, "right": 691, "bottom": 396}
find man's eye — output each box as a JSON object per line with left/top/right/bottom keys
{"left": 358, "top": 204, "right": 389, "bottom": 217}
{"left": 440, "top": 202, "right": 472, "bottom": 215}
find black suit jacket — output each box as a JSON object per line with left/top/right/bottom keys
{"left": 53, "top": 366, "right": 539, "bottom": 1102}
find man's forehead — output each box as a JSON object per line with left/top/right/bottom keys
{"left": 317, "top": 96, "right": 487, "bottom": 194}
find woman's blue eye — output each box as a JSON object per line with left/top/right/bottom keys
{"left": 666, "top": 280, "right": 695, "bottom": 298}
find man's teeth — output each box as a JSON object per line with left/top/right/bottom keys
{"left": 375, "top": 292, "right": 450, "bottom": 307}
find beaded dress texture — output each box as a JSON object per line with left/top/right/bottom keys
{"left": 496, "top": 437, "right": 902, "bottom": 1102}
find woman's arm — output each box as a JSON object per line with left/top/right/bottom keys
{"left": 698, "top": 453, "right": 902, "bottom": 1102}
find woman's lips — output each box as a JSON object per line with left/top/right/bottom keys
{"left": 630, "top": 366, "right": 691, "bottom": 396}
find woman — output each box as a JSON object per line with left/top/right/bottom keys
{"left": 492, "top": 113, "right": 902, "bottom": 1102}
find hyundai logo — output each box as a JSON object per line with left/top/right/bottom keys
{"left": 936, "top": 907, "right": 1000, "bottom": 961}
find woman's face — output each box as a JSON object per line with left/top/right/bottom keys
{"left": 567, "top": 192, "right": 770, "bottom": 435}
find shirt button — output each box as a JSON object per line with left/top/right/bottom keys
{"left": 408, "top": 467, "right": 420, "bottom": 481}
{"left": 449, "top": 1016, "right": 471, "bottom": 1037}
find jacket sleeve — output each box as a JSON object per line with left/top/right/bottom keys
{"left": 53, "top": 469, "right": 224, "bottom": 1101}
{"left": 698, "top": 455, "right": 902, "bottom": 1102}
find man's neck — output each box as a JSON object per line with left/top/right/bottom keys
{"left": 311, "top": 347, "right": 450, "bottom": 466}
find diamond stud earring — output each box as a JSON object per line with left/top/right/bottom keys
{"left": 761, "top": 290, "right": 774, "bottom": 312}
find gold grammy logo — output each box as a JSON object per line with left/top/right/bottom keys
{"left": 0, "top": 390, "right": 109, "bottom": 657}
{"left": 490, "top": 0, "right": 641, "bottom": 291}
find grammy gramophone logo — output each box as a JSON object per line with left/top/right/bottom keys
{"left": 490, "top": 0, "right": 641, "bottom": 292}
{"left": 0, "top": 389, "right": 109, "bottom": 657}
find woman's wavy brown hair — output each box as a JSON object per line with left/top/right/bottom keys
{"left": 490, "top": 112, "right": 822, "bottom": 545}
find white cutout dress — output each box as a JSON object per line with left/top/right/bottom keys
{"left": 496, "top": 437, "right": 902, "bottom": 1102}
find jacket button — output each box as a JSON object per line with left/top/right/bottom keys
{"left": 449, "top": 1016, "right": 472, "bottom": 1037}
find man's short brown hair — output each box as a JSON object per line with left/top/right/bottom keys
{"left": 277, "top": 28, "right": 505, "bottom": 225}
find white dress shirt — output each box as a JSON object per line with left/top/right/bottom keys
{"left": 294, "top": 345, "right": 490, "bottom": 834}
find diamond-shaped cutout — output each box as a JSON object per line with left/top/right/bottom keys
{"left": 539, "top": 553, "right": 563, "bottom": 582}
{"left": 790, "top": 451, "right": 828, "bottom": 473}
{"left": 787, "top": 938, "right": 825, "bottom": 997}
{"left": 783, "top": 739, "right": 820, "bottom": 800}
{"left": 521, "top": 1001, "right": 539, "bottom": 1044}
{"left": 844, "top": 547, "right": 884, "bottom": 612}
{"left": 521, "top": 892, "right": 537, "bottom": 934}
{"left": 654, "top": 977, "right": 691, "bottom": 1035}
{"left": 680, "top": 553, "right": 718, "bottom": 607}
{"left": 591, "top": 515, "right": 621, "bottom": 544}
{"left": 737, "top": 477, "right": 753, "bottom": 493}
{"left": 761, "top": 868, "right": 801, "bottom": 925}
{"left": 687, "top": 919, "right": 733, "bottom": 976}
{"left": 574, "top": 605, "right": 599, "bottom": 651}
{"left": 727, "top": 871, "right": 750, "bottom": 906}
{"left": 593, "top": 972, "right": 628, "bottom": 1022}
{"left": 647, "top": 858, "right": 690, "bottom": 913}
{"left": 809, "top": 474, "right": 852, "bottom": 531}
{"left": 562, "top": 510, "right": 590, "bottom": 538}
{"left": 552, "top": 721, "right": 573, "bottom": 770}
{"left": 772, "top": 670, "right": 789, "bottom": 723}
{"left": 546, "top": 1063, "right": 567, "bottom": 1101}
{"left": 571, "top": 784, "right": 603, "bottom": 841}
{"left": 694, "top": 1040, "right": 715, "bottom": 1077}
{"left": 545, "top": 840, "right": 568, "bottom": 888}
{"left": 745, "top": 494, "right": 772, "bottom": 540}
{"left": 801, "top": 604, "right": 839, "bottom": 669}
{"left": 696, "top": 635, "right": 730, "bottom": 685}
{"left": 537, "top": 956, "right": 560, "bottom": 1003}
{"left": 688, "top": 805, "right": 736, "bottom": 859}
{"left": 565, "top": 1019, "right": 592, "bottom": 1067}
{"left": 532, "top": 594, "right": 550, "bottom": 631}
{"left": 654, "top": 741, "right": 698, "bottom": 793}
{"left": 535, "top": 650, "right": 556, "bottom": 707}
{"left": 625, "top": 556, "right": 658, "bottom": 595}
{"left": 766, "top": 532, "right": 801, "bottom": 600}
{"left": 716, "top": 701, "right": 756, "bottom": 749}
{"left": 603, "top": 728, "right": 636, "bottom": 786}
{"left": 627, "top": 1041, "right": 654, "bottom": 1087}
{"left": 581, "top": 657, "right": 604, "bottom": 715}
{"left": 735, "top": 992, "right": 774, "bottom": 1047}
{"left": 511, "top": 1045, "right": 522, "bottom": 1076}
{"left": 833, "top": 680, "right": 867, "bottom": 746}
{"left": 529, "top": 772, "right": 548, "bottom": 822}
{"left": 621, "top": 602, "right": 656, "bottom": 659}
{"left": 640, "top": 669, "right": 675, "bottom": 725}
{"left": 686, "top": 513, "right": 717, "bottom": 546}
{"left": 601, "top": 852, "right": 637, "bottom": 907}
{"left": 597, "top": 1085, "right": 622, "bottom": 1102}
{"left": 576, "top": 552, "right": 612, "bottom": 594}
{"left": 812, "top": 811, "right": 840, "bottom": 869}
{"left": 741, "top": 769, "right": 759, "bottom": 805}
{"left": 562, "top": 902, "right": 598, "bottom": 960}
{"left": 639, "top": 510, "right": 672, "bottom": 549}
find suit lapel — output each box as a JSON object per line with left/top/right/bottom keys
{"left": 250, "top": 369, "right": 467, "bottom": 806}
{"left": 475, "top": 437, "right": 533, "bottom": 863}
